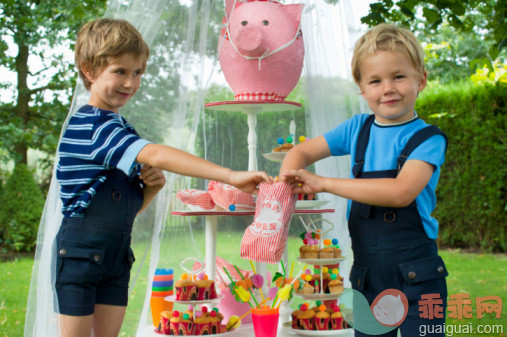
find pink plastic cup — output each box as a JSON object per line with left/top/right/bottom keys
{"left": 252, "top": 307, "right": 279, "bottom": 337}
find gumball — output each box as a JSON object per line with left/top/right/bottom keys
{"left": 201, "top": 306, "right": 208, "bottom": 313}
{"left": 303, "top": 238, "right": 308, "bottom": 245}
{"left": 212, "top": 308, "right": 219, "bottom": 313}
{"left": 316, "top": 300, "right": 322, "bottom": 306}
{"left": 181, "top": 273, "right": 188, "bottom": 280}
{"left": 286, "top": 136, "right": 293, "bottom": 144}
{"left": 331, "top": 274, "right": 337, "bottom": 280}
{"left": 198, "top": 272, "right": 205, "bottom": 280}
{"left": 305, "top": 232, "right": 312, "bottom": 240}
{"left": 210, "top": 310, "right": 217, "bottom": 317}
{"left": 229, "top": 204, "right": 236, "bottom": 211}
{"left": 188, "top": 305, "right": 194, "bottom": 311}
{"left": 322, "top": 267, "right": 329, "bottom": 273}
{"left": 332, "top": 268, "right": 339, "bottom": 275}
{"left": 277, "top": 137, "right": 284, "bottom": 144}
{"left": 305, "top": 269, "right": 312, "bottom": 275}
{"left": 195, "top": 311, "right": 203, "bottom": 318}
{"left": 319, "top": 304, "right": 326, "bottom": 312}
{"left": 323, "top": 239, "right": 331, "bottom": 246}
{"left": 183, "top": 313, "right": 189, "bottom": 320}
{"left": 173, "top": 311, "right": 180, "bottom": 317}
{"left": 301, "top": 304, "right": 307, "bottom": 311}
{"left": 299, "top": 136, "right": 306, "bottom": 143}
{"left": 332, "top": 238, "right": 339, "bottom": 245}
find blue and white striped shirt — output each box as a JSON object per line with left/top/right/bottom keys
{"left": 57, "top": 105, "right": 150, "bottom": 217}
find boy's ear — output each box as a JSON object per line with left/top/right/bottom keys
{"left": 81, "top": 62, "right": 95, "bottom": 83}
{"left": 418, "top": 71, "right": 427, "bottom": 92}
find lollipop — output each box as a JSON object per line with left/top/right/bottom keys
{"left": 251, "top": 274, "right": 264, "bottom": 289}
{"left": 277, "top": 137, "right": 284, "bottom": 145}
{"left": 299, "top": 136, "right": 306, "bottom": 143}
{"left": 268, "top": 287, "right": 278, "bottom": 300}
{"left": 226, "top": 315, "right": 241, "bottom": 331}
{"left": 234, "top": 286, "right": 251, "bottom": 303}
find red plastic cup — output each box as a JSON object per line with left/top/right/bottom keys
{"left": 252, "top": 307, "right": 279, "bottom": 337}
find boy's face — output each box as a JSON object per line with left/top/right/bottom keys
{"left": 84, "top": 53, "right": 145, "bottom": 113}
{"left": 358, "top": 50, "right": 426, "bottom": 124}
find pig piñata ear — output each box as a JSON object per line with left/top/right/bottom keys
{"left": 224, "top": 0, "right": 236, "bottom": 19}
{"left": 282, "top": 3, "right": 305, "bottom": 24}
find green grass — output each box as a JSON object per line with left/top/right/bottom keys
{"left": 1, "top": 231, "right": 506, "bottom": 337}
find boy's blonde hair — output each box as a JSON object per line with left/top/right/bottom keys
{"left": 351, "top": 23, "right": 425, "bottom": 84}
{"left": 75, "top": 18, "right": 150, "bottom": 90}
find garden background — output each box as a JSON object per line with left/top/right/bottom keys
{"left": 0, "top": 0, "right": 505, "bottom": 336}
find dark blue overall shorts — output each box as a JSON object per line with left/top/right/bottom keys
{"left": 349, "top": 115, "right": 448, "bottom": 336}
{"left": 54, "top": 168, "right": 143, "bottom": 316}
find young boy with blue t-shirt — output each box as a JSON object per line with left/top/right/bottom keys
{"left": 281, "top": 23, "right": 448, "bottom": 336}
{"left": 55, "top": 18, "right": 271, "bottom": 337}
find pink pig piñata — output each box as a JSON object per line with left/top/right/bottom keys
{"left": 219, "top": 0, "right": 305, "bottom": 101}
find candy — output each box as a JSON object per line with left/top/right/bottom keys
{"left": 299, "top": 136, "right": 306, "bottom": 143}
{"left": 332, "top": 238, "right": 339, "bottom": 245}
{"left": 286, "top": 136, "right": 293, "bottom": 144}
{"left": 322, "top": 267, "right": 329, "bottom": 273}
{"left": 173, "top": 311, "right": 180, "bottom": 317}
{"left": 195, "top": 311, "right": 203, "bottom": 318}
{"left": 212, "top": 308, "right": 219, "bottom": 313}
{"left": 331, "top": 274, "right": 337, "bottom": 280}
{"left": 197, "top": 272, "right": 205, "bottom": 280}
{"left": 201, "top": 306, "right": 208, "bottom": 313}
{"left": 303, "top": 238, "right": 308, "bottom": 245}
{"left": 332, "top": 268, "right": 339, "bottom": 275}
{"left": 226, "top": 315, "right": 241, "bottom": 331}
{"left": 319, "top": 304, "right": 326, "bottom": 312}
{"left": 235, "top": 286, "right": 251, "bottom": 303}
{"left": 181, "top": 273, "right": 188, "bottom": 280}
{"left": 277, "top": 284, "right": 292, "bottom": 301}
{"left": 305, "top": 232, "right": 312, "bottom": 240}
{"left": 183, "top": 313, "right": 189, "bottom": 320}
{"left": 210, "top": 310, "right": 217, "bottom": 317}
{"left": 323, "top": 239, "right": 331, "bottom": 246}
{"left": 316, "top": 300, "right": 322, "bottom": 306}
{"left": 277, "top": 137, "right": 284, "bottom": 144}
{"left": 188, "top": 305, "right": 193, "bottom": 311}
{"left": 305, "top": 269, "right": 311, "bottom": 275}
{"left": 268, "top": 287, "right": 278, "bottom": 299}
{"left": 301, "top": 304, "right": 307, "bottom": 311}
{"left": 251, "top": 274, "right": 264, "bottom": 288}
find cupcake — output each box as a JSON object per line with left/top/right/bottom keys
{"left": 175, "top": 276, "right": 197, "bottom": 301}
{"left": 319, "top": 246, "right": 335, "bottom": 259}
{"left": 328, "top": 278, "right": 344, "bottom": 294}
{"left": 196, "top": 279, "right": 211, "bottom": 300}
{"left": 299, "top": 245, "right": 311, "bottom": 259}
{"left": 209, "top": 309, "right": 222, "bottom": 334}
{"left": 333, "top": 247, "right": 342, "bottom": 258}
{"left": 300, "top": 282, "right": 314, "bottom": 295}
{"left": 296, "top": 307, "right": 315, "bottom": 330}
{"left": 314, "top": 307, "right": 331, "bottom": 330}
{"left": 331, "top": 307, "right": 344, "bottom": 330}
{"left": 159, "top": 310, "right": 173, "bottom": 335}
{"left": 307, "top": 245, "right": 319, "bottom": 259}
{"left": 193, "top": 312, "right": 211, "bottom": 335}
{"left": 291, "top": 309, "right": 300, "bottom": 329}
{"left": 169, "top": 311, "right": 193, "bottom": 335}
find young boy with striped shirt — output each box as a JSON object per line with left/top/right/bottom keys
{"left": 55, "top": 18, "right": 271, "bottom": 337}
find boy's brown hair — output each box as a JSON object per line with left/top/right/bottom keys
{"left": 75, "top": 18, "right": 150, "bottom": 90}
{"left": 351, "top": 23, "right": 426, "bottom": 84}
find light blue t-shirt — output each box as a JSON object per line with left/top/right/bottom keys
{"left": 323, "top": 113, "right": 446, "bottom": 239}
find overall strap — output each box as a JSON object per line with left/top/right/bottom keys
{"left": 352, "top": 114, "right": 376, "bottom": 178}
{"left": 397, "top": 125, "right": 448, "bottom": 171}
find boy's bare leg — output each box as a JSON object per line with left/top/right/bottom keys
{"left": 59, "top": 314, "right": 93, "bottom": 337}
{"left": 93, "top": 304, "right": 127, "bottom": 337}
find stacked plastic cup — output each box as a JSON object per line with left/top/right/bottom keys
{"left": 150, "top": 268, "right": 174, "bottom": 327}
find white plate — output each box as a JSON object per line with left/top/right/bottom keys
{"left": 294, "top": 292, "right": 343, "bottom": 300}
{"left": 295, "top": 200, "right": 329, "bottom": 209}
{"left": 164, "top": 294, "right": 224, "bottom": 305}
{"left": 297, "top": 257, "right": 345, "bottom": 265}
{"left": 283, "top": 322, "right": 354, "bottom": 336}
{"left": 154, "top": 325, "right": 235, "bottom": 336}
{"left": 263, "top": 152, "right": 287, "bottom": 162}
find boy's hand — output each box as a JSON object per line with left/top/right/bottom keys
{"left": 229, "top": 171, "right": 273, "bottom": 194}
{"left": 282, "top": 169, "right": 326, "bottom": 194}
{"left": 140, "top": 165, "right": 166, "bottom": 192}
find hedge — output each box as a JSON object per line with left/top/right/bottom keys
{"left": 416, "top": 81, "right": 506, "bottom": 252}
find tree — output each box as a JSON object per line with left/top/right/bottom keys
{"left": 360, "top": 0, "right": 505, "bottom": 72}
{"left": 0, "top": 0, "right": 107, "bottom": 166}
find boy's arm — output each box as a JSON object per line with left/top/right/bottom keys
{"left": 279, "top": 135, "right": 332, "bottom": 178}
{"left": 136, "top": 143, "right": 271, "bottom": 194}
{"left": 284, "top": 159, "right": 434, "bottom": 208}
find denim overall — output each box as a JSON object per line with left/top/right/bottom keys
{"left": 55, "top": 168, "right": 144, "bottom": 316}
{"left": 349, "top": 115, "right": 448, "bottom": 336}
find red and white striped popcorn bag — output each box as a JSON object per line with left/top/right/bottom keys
{"left": 240, "top": 182, "right": 296, "bottom": 263}
{"left": 176, "top": 189, "right": 215, "bottom": 211}
{"left": 208, "top": 180, "right": 255, "bottom": 211}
